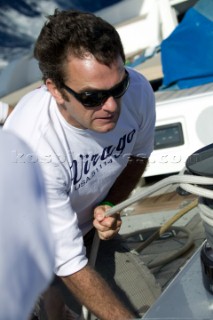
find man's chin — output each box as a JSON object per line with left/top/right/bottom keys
{"left": 93, "top": 122, "right": 117, "bottom": 133}
{"left": 92, "top": 115, "right": 119, "bottom": 132}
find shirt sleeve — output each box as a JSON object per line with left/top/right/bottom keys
{"left": 128, "top": 70, "right": 156, "bottom": 158}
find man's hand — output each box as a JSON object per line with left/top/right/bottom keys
{"left": 93, "top": 204, "right": 122, "bottom": 240}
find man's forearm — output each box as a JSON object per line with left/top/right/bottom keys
{"left": 105, "top": 156, "right": 148, "bottom": 205}
{"left": 61, "top": 264, "right": 134, "bottom": 320}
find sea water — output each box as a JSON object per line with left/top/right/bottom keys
{"left": 0, "top": 0, "right": 122, "bottom": 73}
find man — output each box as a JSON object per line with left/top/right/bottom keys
{"left": 0, "top": 131, "right": 54, "bottom": 320}
{"left": 4, "top": 9, "right": 156, "bottom": 320}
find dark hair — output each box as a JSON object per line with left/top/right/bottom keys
{"left": 34, "top": 9, "right": 125, "bottom": 88}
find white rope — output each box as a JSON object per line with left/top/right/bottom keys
{"left": 105, "top": 174, "right": 213, "bottom": 217}
{"left": 179, "top": 183, "right": 213, "bottom": 200}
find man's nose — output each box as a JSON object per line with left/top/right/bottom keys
{"left": 101, "top": 96, "right": 119, "bottom": 112}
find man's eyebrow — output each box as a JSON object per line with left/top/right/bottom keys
{"left": 79, "top": 73, "right": 126, "bottom": 93}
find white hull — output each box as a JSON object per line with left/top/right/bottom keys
{"left": 144, "top": 82, "right": 213, "bottom": 177}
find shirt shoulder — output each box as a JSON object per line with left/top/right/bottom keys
{"left": 123, "top": 67, "right": 155, "bottom": 123}
{"left": 4, "top": 85, "right": 51, "bottom": 137}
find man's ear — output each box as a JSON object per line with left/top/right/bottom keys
{"left": 46, "top": 79, "right": 65, "bottom": 104}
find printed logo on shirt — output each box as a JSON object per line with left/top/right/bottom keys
{"left": 70, "top": 129, "right": 136, "bottom": 190}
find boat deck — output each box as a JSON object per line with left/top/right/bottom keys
{"left": 124, "top": 204, "right": 205, "bottom": 290}
{"left": 155, "top": 81, "right": 213, "bottom": 103}
{"left": 95, "top": 178, "right": 206, "bottom": 319}
{"left": 120, "top": 180, "right": 205, "bottom": 289}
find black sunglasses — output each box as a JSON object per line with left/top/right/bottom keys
{"left": 62, "top": 69, "right": 130, "bottom": 108}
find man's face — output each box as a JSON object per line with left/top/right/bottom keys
{"left": 51, "top": 55, "right": 127, "bottom": 133}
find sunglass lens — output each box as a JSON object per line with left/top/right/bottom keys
{"left": 80, "top": 70, "right": 129, "bottom": 107}
{"left": 80, "top": 93, "right": 103, "bottom": 108}
{"left": 112, "top": 77, "right": 129, "bottom": 99}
